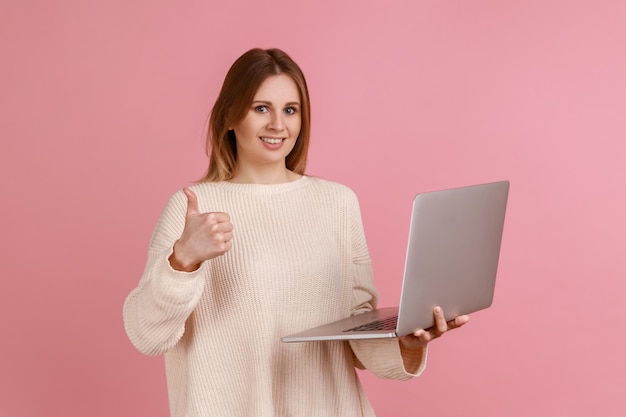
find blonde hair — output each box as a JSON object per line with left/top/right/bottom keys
{"left": 201, "top": 48, "right": 311, "bottom": 182}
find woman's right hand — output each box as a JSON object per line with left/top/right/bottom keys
{"left": 168, "top": 187, "right": 233, "bottom": 272}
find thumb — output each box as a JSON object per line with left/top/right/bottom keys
{"left": 183, "top": 187, "right": 200, "bottom": 215}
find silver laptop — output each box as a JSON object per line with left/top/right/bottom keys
{"left": 281, "top": 180, "right": 509, "bottom": 343}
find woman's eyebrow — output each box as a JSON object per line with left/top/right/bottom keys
{"left": 252, "top": 100, "right": 300, "bottom": 107}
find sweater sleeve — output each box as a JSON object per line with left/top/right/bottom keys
{"left": 345, "top": 191, "right": 428, "bottom": 380}
{"left": 123, "top": 190, "right": 208, "bottom": 356}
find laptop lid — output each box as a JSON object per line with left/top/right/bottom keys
{"left": 281, "top": 180, "right": 509, "bottom": 342}
{"left": 395, "top": 180, "right": 509, "bottom": 335}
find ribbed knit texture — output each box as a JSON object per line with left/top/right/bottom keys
{"left": 123, "top": 176, "right": 427, "bottom": 417}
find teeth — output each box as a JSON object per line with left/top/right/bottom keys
{"left": 261, "top": 137, "right": 283, "bottom": 144}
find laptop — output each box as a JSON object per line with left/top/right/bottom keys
{"left": 281, "top": 180, "right": 509, "bottom": 343}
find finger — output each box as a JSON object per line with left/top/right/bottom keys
{"left": 433, "top": 306, "right": 448, "bottom": 334}
{"left": 217, "top": 239, "right": 233, "bottom": 254}
{"left": 412, "top": 329, "right": 430, "bottom": 342}
{"left": 401, "top": 333, "right": 426, "bottom": 349}
{"left": 208, "top": 212, "right": 231, "bottom": 223}
{"left": 183, "top": 188, "right": 200, "bottom": 216}
{"left": 214, "top": 232, "right": 233, "bottom": 243}
{"left": 211, "top": 221, "right": 233, "bottom": 233}
{"left": 447, "top": 315, "right": 470, "bottom": 329}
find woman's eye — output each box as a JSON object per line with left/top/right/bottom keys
{"left": 255, "top": 106, "right": 268, "bottom": 113}
{"left": 284, "top": 107, "right": 297, "bottom": 115}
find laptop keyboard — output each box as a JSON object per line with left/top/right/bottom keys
{"left": 344, "top": 315, "right": 398, "bottom": 332}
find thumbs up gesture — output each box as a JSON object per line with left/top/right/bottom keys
{"left": 169, "top": 187, "right": 234, "bottom": 272}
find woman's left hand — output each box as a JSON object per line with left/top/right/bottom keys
{"left": 399, "top": 306, "right": 470, "bottom": 349}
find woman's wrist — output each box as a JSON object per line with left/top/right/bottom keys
{"left": 169, "top": 241, "right": 201, "bottom": 272}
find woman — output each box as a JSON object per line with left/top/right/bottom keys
{"left": 123, "top": 48, "right": 468, "bottom": 417}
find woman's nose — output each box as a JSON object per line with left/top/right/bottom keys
{"left": 268, "top": 113, "right": 285, "bottom": 131}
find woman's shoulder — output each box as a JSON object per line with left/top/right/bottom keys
{"left": 305, "top": 176, "right": 362, "bottom": 211}
{"left": 306, "top": 175, "right": 358, "bottom": 197}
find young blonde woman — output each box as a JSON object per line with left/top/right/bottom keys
{"left": 123, "top": 48, "right": 468, "bottom": 417}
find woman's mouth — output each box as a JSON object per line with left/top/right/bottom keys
{"left": 260, "top": 137, "right": 285, "bottom": 144}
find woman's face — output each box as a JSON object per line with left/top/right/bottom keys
{"left": 232, "top": 74, "right": 302, "bottom": 172}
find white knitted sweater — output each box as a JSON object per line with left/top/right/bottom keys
{"left": 123, "top": 176, "right": 426, "bottom": 417}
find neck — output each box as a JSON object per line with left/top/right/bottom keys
{"left": 230, "top": 166, "right": 301, "bottom": 184}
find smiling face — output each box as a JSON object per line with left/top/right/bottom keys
{"left": 231, "top": 74, "right": 302, "bottom": 180}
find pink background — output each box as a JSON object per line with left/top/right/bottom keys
{"left": 1, "top": 0, "right": 625, "bottom": 416}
